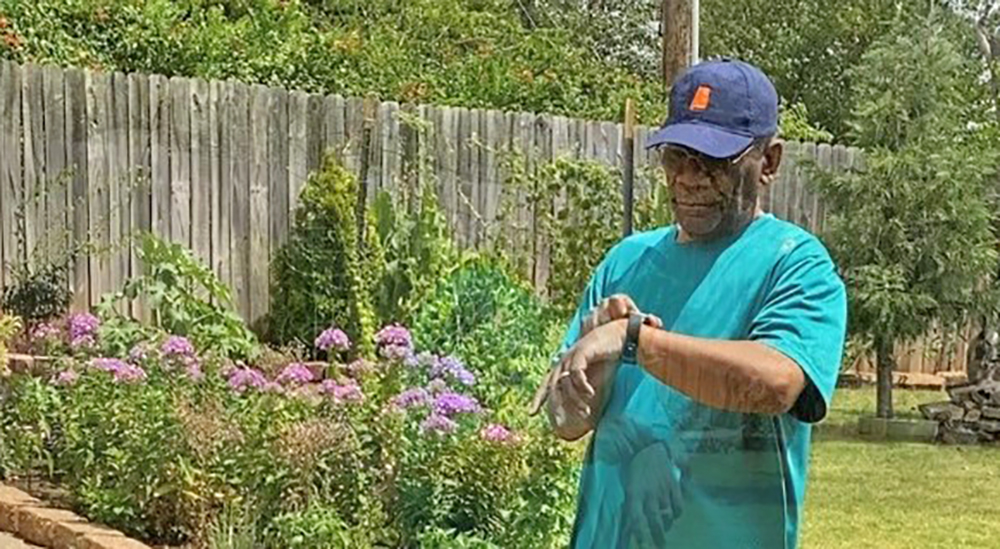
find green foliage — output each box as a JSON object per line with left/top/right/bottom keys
{"left": 780, "top": 102, "right": 834, "bottom": 143}
{"left": 497, "top": 156, "right": 624, "bottom": 316}
{"left": 1, "top": 260, "right": 72, "bottom": 325}
{"left": 0, "top": 321, "right": 578, "bottom": 548}
{"left": 0, "top": 313, "right": 22, "bottom": 375}
{"left": 412, "top": 256, "right": 556, "bottom": 406}
{"left": 269, "top": 154, "right": 377, "bottom": 356}
{"left": 702, "top": 0, "right": 978, "bottom": 138}
{"left": 372, "top": 176, "right": 457, "bottom": 327}
{"left": 267, "top": 504, "right": 356, "bottom": 548}
{"left": 811, "top": 20, "right": 999, "bottom": 416}
{"left": 0, "top": 0, "right": 662, "bottom": 122}
{"left": 102, "top": 233, "right": 259, "bottom": 361}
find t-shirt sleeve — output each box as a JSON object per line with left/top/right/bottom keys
{"left": 748, "top": 238, "right": 848, "bottom": 423}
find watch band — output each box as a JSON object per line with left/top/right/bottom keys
{"left": 621, "top": 312, "right": 645, "bottom": 364}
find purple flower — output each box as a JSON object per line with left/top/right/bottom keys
{"left": 333, "top": 380, "right": 364, "bottom": 403}
{"left": 90, "top": 357, "right": 129, "bottom": 373}
{"left": 375, "top": 324, "right": 412, "bottom": 360}
{"left": 480, "top": 424, "right": 516, "bottom": 443}
{"left": 161, "top": 335, "right": 195, "bottom": 358}
{"left": 391, "top": 387, "right": 430, "bottom": 409}
{"left": 315, "top": 328, "right": 351, "bottom": 352}
{"left": 128, "top": 343, "right": 151, "bottom": 364}
{"left": 380, "top": 344, "right": 412, "bottom": 361}
{"left": 320, "top": 379, "right": 364, "bottom": 403}
{"left": 275, "top": 363, "right": 314, "bottom": 385}
{"left": 70, "top": 334, "right": 96, "bottom": 350}
{"left": 113, "top": 363, "right": 147, "bottom": 384}
{"left": 427, "top": 379, "right": 449, "bottom": 395}
{"left": 68, "top": 313, "right": 100, "bottom": 346}
{"left": 228, "top": 367, "right": 268, "bottom": 393}
{"left": 53, "top": 370, "right": 78, "bottom": 386}
{"left": 185, "top": 362, "right": 204, "bottom": 382}
{"left": 420, "top": 413, "right": 458, "bottom": 435}
{"left": 431, "top": 356, "right": 476, "bottom": 387}
{"left": 30, "top": 322, "right": 60, "bottom": 342}
{"left": 433, "top": 392, "right": 482, "bottom": 417}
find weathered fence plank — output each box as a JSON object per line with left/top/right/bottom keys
{"left": 23, "top": 63, "right": 44, "bottom": 267}
{"left": 110, "top": 72, "right": 129, "bottom": 310}
{"left": 214, "top": 81, "right": 233, "bottom": 291}
{"left": 288, "top": 91, "right": 309, "bottom": 211}
{"left": 150, "top": 74, "right": 170, "bottom": 240}
{"left": 127, "top": 72, "right": 151, "bottom": 318}
{"left": 192, "top": 78, "right": 212, "bottom": 267}
{"left": 270, "top": 87, "right": 290, "bottom": 257}
{"left": 43, "top": 65, "right": 67, "bottom": 266}
{"left": 230, "top": 82, "right": 251, "bottom": 319}
{"left": 249, "top": 85, "right": 271, "bottom": 322}
{"left": 85, "top": 70, "right": 110, "bottom": 307}
{"left": 169, "top": 77, "right": 192, "bottom": 249}
{"left": 65, "top": 68, "right": 88, "bottom": 310}
{"left": 0, "top": 61, "right": 19, "bottom": 288}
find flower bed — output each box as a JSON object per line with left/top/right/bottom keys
{"left": 0, "top": 314, "right": 579, "bottom": 548}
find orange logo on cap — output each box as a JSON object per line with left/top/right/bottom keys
{"left": 690, "top": 85, "right": 712, "bottom": 111}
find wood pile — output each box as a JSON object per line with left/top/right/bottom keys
{"left": 920, "top": 363, "right": 1000, "bottom": 444}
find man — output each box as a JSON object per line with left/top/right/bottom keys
{"left": 530, "top": 58, "right": 847, "bottom": 548}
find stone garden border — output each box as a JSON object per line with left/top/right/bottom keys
{"left": 0, "top": 484, "right": 151, "bottom": 549}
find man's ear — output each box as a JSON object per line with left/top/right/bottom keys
{"left": 761, "top": 140, "right": 783, "bottom": 185}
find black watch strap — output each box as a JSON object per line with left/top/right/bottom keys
{"left": 621, "top": 313, "right": 645, "bottom": 364}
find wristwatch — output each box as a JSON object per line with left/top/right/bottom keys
{"left": 621, "top": 312, "right": 647, "bottom": 364}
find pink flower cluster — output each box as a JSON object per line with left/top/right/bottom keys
{"left": 319, "top": 378, "right": 364, "bottom": 404}
{"left": 275, "top": 363, "right": 315, "bottom": 385}
{"left": 228, "top": 367, "right": 268, "bottom": 393}
{"left": 159, "top": 336, "right": 202, "bottom": 380}
{"left": 68, "top": 313, "right": 100, "bottom": 349}
{"left": 90, "top": 357, "right": 146, "bottom": 384}
{"left": 315, "top": 327, "right": 351, "bottom": 353}
{"left": 375, "top": 324, "right": 413, "bottom": 360}
{"left": 480, "top": 424, "right": 518, "bottom": 444}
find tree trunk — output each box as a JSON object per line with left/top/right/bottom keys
{"left": 875, "top": 336, "right": 895, "bottom": 419}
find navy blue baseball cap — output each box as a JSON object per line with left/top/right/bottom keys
{"left": 646, "top": 58, "right": 779, "bottom": 159}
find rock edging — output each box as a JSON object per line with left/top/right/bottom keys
{"left": 0, "top": 484, "right": 151, "bottom": 549}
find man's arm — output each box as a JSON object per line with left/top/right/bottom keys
{"left": 636, "top": 326, "right": 806, "bottom": 415}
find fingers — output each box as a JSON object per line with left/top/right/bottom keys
{"left": 582, "top": 295, "right": 640, "bottom": 336}
{"left": 646, "top": 492, "right": 669, "bottom": 547}
{"left": 645, "top": 314, "right": 664, "bottom": 329}
{"left": 528, "top": 368, "right": 553, "bottom": 416}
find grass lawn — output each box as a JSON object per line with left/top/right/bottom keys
{"left": 802, "top": 386, "right": 1000, "bottom": 548}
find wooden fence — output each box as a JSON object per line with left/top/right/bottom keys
{"left": 0, "top": 60, "right": 969, "bottom": 375}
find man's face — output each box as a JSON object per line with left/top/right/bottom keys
{"left": 662, "top": 142, "right": 772, "bottom": 241}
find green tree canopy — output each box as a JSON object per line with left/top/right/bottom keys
{"left": 813, "top": 17, "right": 999, "bottom": 417}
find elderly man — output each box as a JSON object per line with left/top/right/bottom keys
{"left": 530, "top": 58, "right": 847, "bottom": 548}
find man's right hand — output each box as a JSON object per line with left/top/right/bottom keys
{"left": 529, "top": 295, "right": 662, "bottom": 417}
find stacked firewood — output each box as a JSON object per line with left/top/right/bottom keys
{"left": 920, "top": 364, "right": 1000, "bottom": 444}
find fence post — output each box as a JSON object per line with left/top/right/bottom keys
{"left": 623, "top": 98, "right": 636, "bottom": 237}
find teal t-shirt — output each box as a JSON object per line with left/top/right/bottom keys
{"left": 559, "top": 214, "right": 847, "bottom": 549}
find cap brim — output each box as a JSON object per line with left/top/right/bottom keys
{"left": 645, "top": 123, "right": 753, "bottom": 159}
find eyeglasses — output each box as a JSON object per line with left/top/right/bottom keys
{"left": 661, "top": 142, "right": 761, "bottom": 177}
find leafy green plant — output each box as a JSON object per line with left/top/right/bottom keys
{"left": 101, "top": 233, "right": 258, "bottom": 361}
{"left": 412, "top": 256, "right": 556, "bottom": 406}
{"left": 372, "top": 177, "right": 457, "bottom": 327}
{"left": 1, "top": 261, "right": 72, "bottom": 325}
{"left": 269, "top": 153, "right": 378, "bottom": 356}
{"left": 495, "top": 156, "right": 624, "bottom": 316}
{"left": 0, "top": 313, "right": 21, "bottom": 375}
